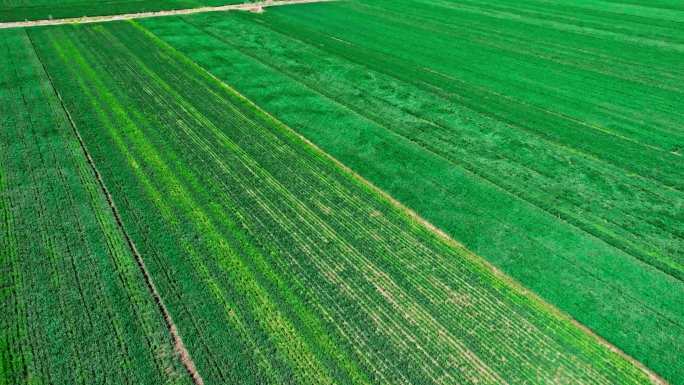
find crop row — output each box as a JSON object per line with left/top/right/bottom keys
{"left": 27, "top": 21, "right": 658, "bottom": 385}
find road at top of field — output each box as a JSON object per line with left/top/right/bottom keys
{"left": 0, "top": 0, "right": 334, "bottom": 29}
{"left": 26, "top": 18, "right": 663, "bottom": 385}
{"left": 0, "top": 0, "right": 246, "bottom": 23}
{"left": 138, "top": 1, "right": 684, "bottom": 383}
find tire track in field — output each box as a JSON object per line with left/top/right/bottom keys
{"left": 25, "top": 31, "right": 205, "bottom": 385}
{"left": 0, "top": 0, "right": 335, "bottom": 29}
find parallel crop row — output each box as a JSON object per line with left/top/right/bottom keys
{"left": 0, "top": 28, "right": 191, "bottom": 385}
{"left": 139, "top": 3, "right": 684, "bottom": 382}
{"left": 28, "top": 21, "right": 658, "bottom": 385}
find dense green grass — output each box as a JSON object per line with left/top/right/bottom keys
{"left": 0, "top": 28, "right": 191, "bottom": 385}
{"left": 0, "top": 0, "right": 244, "bottom": 22}
{"left": 24, "top": 19, "right": 661, "bottom": 385}
{"left": 139, "top": 1, "right": 684, "bottom": 382}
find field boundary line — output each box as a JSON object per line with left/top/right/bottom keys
{"left": 0, "top": 0, "right": 334, "bottom": 29}
{"left": 154, "top": 26, "right": 669, "bottom": 383}
{"left": 25, "top": 30, "right": 206, "bottom": 385}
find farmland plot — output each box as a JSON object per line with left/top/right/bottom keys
{"left": 139, "top": 1, "right": 684, "bottom": 383}
{"left": 25, "top": 20, "right": 663, "bottom": 385}
{"left": 0, "top": 28, "right": 191, "bottom": 385}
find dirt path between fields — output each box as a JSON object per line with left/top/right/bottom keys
{"left": 0, "top": 0, "right": 334, "bottom": 29}
{"left": 59, "top": 75, "right": 207, "bottom": 385}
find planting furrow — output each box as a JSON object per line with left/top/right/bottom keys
{"left": 113, "top": 24, "right": 636, "bottom": 380}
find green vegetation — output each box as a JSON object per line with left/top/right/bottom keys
{"left": 139, "top": 1, "right": 684, "bottom": 382}
{"left": 2, "top": 1, "right": 680, "bottom": 383}
{"left": 0, "top": 0, "right": 244, "bottom": 23}
{"left": 0, "top": 28, "right": 190, "bottom": 385}
{"left": 22, "top": 19, "right": 661, "bottom": 385}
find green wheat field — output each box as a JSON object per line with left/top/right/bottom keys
{"left": 1, "top": 1, "right": 682, "bottom": 384}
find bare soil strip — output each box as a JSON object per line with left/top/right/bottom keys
{"left": 26, "top": 32, "right": 205, "bottom": 385}
{"left": 0, "top": 0, "right": 334, "bottom": 29}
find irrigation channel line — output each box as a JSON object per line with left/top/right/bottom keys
{"left": 25, "top": 31, "right": 206, "bottom": 385}
{"left": 0, "top": 0, "right": 335, "bottom": 29}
